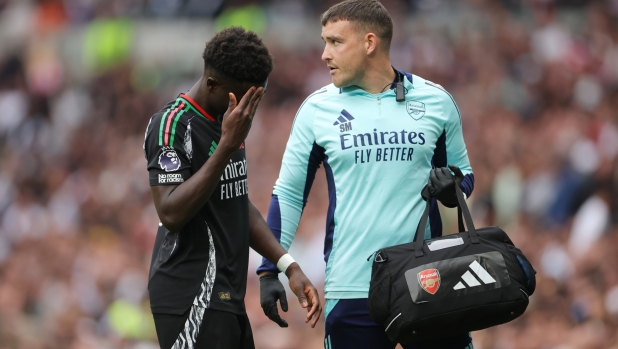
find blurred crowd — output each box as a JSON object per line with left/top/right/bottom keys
{"left": 0, "top": 0, "right": 617, "bottom": 348}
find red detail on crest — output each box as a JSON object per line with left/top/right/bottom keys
{"left": 239, "top": 143, "right": 245, "bottom": 149}
{"left": 417, "top": 269, "right": 441, "bottom": 295}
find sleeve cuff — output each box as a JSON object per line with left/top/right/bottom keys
{"left": 257, "top": 259, "right": 279, "bottom": 275}
{"left": 459, "top": 173, "right": 475, "bottom": 198}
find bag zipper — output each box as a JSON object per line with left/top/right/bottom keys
{"left": 520, "top": 288, "right": 529, "bottom": 299}
{"left": 385, "top": 313, "right": 402, "bottom": 332}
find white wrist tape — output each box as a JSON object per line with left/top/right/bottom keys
{"left": 276, "top": 253, "right": 296, "bottom": 273}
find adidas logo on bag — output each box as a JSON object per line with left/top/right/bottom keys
{"left": 453, "top": 260, "right": 496, "bottom": 290}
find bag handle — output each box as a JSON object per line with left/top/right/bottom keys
{"left": 413, "top": 184, "right": 478, "bottom": 257}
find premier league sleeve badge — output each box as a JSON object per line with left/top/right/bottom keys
{"left": 158, "top": 147, "right": 182, "bottom": 172}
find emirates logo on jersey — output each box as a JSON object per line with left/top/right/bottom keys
{"left": 417, "top": 269, "right": 441, "bottom": 295}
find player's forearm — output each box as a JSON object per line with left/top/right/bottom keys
{"left": 155, "top": 145, "right": 237, "bottom": 232}
{"left": 248, "top": 200, "right": 287, "bottom": 270}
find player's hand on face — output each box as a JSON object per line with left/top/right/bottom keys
{"left": 220, "top": 86, "right": 265, "bottom": 152}
{"left": 285, "top": 263, "right": 322, "bottom": 328}
{"left": 259, "top": 272, "right": 289, "bottom": 328}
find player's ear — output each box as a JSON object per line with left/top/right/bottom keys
{"left": 205, "top": 77, "right": 219, "bottom": 91}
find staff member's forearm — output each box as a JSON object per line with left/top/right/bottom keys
{"left": 151, "top": 145, "right": 238, "bottom": 232}
{"left": 248, "top": 201, "right": 292, "bottom": 275}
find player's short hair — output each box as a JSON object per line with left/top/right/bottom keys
{"left": 203, "top": 26, "right": 273, "bottom": 84}
{"left": 321, "top": 0, "right": 393, "bottom": 52}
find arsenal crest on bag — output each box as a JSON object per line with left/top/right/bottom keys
{"left": 367, "top": 184, "right": 536, "bottom": 343}
{"left": 417, "top": 269, "right": 440, "bottom": 295}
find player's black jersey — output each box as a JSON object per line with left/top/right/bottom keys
{"left": 144, "top": 93, "right": 250, "bottom": 316}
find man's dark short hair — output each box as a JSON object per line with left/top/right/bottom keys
{"left": 203, "top": 26, "right": 273, "bottom": 84}
{"left": 321, "top": 0, "right": 394, "bottom": 52}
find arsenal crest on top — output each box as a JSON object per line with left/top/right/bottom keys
{"left": 406, "top": 100, "right": 426, "bottom": 120}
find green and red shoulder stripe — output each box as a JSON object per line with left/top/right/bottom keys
{"left": 158, "top": 94, "right": 215, "bottom": 147}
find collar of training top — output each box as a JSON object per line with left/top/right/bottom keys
{"left": 339, "top": 67, "right": 414, "bottom": 96}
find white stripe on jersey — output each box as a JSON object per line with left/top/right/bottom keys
{"left": 172, "top": 225, "right": 216, "bottom": 349}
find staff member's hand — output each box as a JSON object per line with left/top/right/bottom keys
{"left": 259, "top": 272, "right": 289, "bottom": 327}
{"left": 421, "top": 164, "right": 465, "bottom": 207}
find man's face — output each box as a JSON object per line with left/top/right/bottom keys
{"left": 321, "top": 20, "right": 367, "bottom": 88}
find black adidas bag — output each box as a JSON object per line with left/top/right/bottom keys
{"left": 367, "top": 185, "right": 536, "bottom": 343}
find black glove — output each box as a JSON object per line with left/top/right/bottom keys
{"left": 259, "top": 272, "right": 289, "bottom": 327}
{"left": 421, "top": 164, "right": 465, "bottom": 208}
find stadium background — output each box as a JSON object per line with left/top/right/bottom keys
{"left": 0, "top": 0, "right": 617, "bottom": 348}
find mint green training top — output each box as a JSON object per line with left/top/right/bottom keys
{"left": 257, "top": 70, "right": 475, "bottom": 300}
